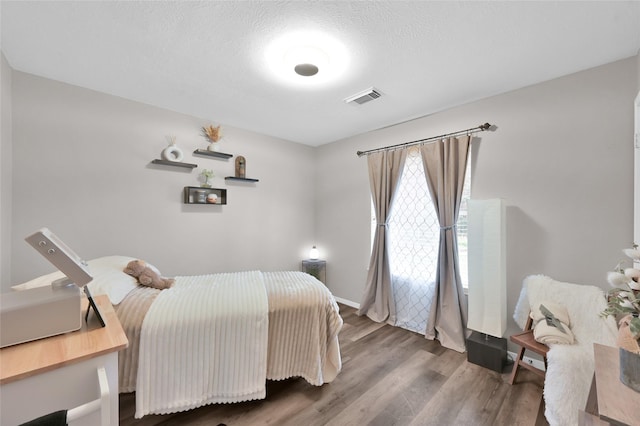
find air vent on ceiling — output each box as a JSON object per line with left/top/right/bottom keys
{"left": 344, "top": 87, "right": 382, "bottom": 105}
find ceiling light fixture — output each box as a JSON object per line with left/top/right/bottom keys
{"left": 265, "top": 31, "right": 349, "bottom": 86}
{"left": 294, "top": 64, "right": 319, "bottom": 77}
{"left": 284, "top": 45, "right": 328, "bottom": 77}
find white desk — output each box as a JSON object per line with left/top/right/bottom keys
{"left": 0, "top": 295, "right": 128, "bottom": 426}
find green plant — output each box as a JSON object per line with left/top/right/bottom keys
{"left": 199, "top": 169, "right": 214, "bottom": 187}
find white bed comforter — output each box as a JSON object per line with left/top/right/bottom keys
{"left": 130, "top": 270, "right": 343, "bottom": 418}
{"left": 263, "top": 271, "right": 342, "bottom": 385}
{"left": 135, "top": 271, "right": 269, "bottom": 418}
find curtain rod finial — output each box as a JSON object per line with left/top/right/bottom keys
{"left": 480, "top": 123, "right": 491, "bottom": 131}
{"left": 356, "top": 151, "right": 364, "bottom": 157}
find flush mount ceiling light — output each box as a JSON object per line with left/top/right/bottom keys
{"left": 294, "top": 64, "right": 319, "bottom": 77}
{"left": 265, "top": 31, "right": 349, "bottom": 86}
{"left": 284, "top": 46, "right": 328, "bottom": 77}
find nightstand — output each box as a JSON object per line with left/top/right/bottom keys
{"left": 301, "top": 259, "right": 326, "bottom": 284}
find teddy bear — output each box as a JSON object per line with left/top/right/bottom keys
{"left": 124, "top": 259, "right": 174, "bottom": 290}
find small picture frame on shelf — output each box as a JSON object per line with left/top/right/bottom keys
{"left": 235, "top": 156, "right": 246, "bottom": 178}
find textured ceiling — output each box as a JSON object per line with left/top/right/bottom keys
{"left": 2, "top": 1, "right": 640, "bottom": 146}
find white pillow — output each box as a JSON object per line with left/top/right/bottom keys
{"left": 12, "top": 255, "right": 140, "bottom": 305}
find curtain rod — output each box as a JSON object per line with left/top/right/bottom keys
{"left": 356, "top": 122, "right": 493, "bottom": 157}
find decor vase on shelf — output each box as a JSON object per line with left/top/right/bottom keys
{"left": 161, "top": 136, "right": 184, "bottom": 162}
{"left": 199, "top": 169, "right": 214, "bottom": 188}
{"left": 202, "top": 124, "right": 223, "bottom": 152}
{"left": 603, "top": 246, "right": 640, "bottom": 393}
{"left": 195, "top": 190, "right": 207, "bottom": 203}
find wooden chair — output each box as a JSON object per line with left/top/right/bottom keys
{"left": 508, "top": 315, "right": 549, "bottom": 385}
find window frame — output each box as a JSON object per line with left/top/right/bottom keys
{"left": 370, "top": 149, "right": 471, "bottom": 288}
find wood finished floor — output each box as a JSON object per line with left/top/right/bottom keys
{"left": 119, "top": 304, "right": 548, "bottom": 426}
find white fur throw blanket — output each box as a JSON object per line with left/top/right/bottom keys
{"left": 135, "top": 271, "right": 268, "bottom": 418}
{"left": 514, "top": 275, "right": 617, "bottom": 426}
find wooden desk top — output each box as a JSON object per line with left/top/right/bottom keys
{"left": 593, "top": 343, "right": 640, "bottom": 426}
{"left": 0, "top": 295, "right": 128, "bottom": 384}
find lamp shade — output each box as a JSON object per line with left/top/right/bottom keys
{"left": 467, "top": 199, "right": 506, "bottom": 338}
{"left": 309, "top": 246, "right": 319, "bottom": 260}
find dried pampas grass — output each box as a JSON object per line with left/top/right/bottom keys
{"left": 202, "top": 125, "right": 222, "bottom": 143}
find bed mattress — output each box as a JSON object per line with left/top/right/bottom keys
{"left": 114, "top": 270, "right": 342, "bottom": 415}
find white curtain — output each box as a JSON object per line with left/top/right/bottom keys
{"left": 386, "top": 148, "right": 438, "bottom": 333}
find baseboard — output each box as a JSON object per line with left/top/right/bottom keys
{"left": 507, "top": 350, "right": 546, "bottom": 371}
{"left": 334, "top": 296, "right": 359, "bottom": 309}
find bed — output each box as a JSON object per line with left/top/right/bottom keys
{"left": 13, "top": 256, "right": 343, "bottom": 418}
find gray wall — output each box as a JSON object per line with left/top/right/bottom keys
{"left": 3, "top": 57, "right": 638, "bottom": 347}
{"left": 317, "top": 57, "right": 637, "bottom": 340}
{"left": 1, "top": 52, "right": 12, "bottom": 287}
{"left": 8, "top": 72, "right": 317, "bottom": 290}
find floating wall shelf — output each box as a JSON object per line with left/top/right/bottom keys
{"left": 151, "top": 159, "right": 197, "bottom": 169}
{"left": 183, "top": 186, "right": 227, "bottom": 205}
{"left": 193, "top": 149, "right": 233, "bottom": 160}
{"left": 225, "top": 176, "right": 259, "bottom": 183}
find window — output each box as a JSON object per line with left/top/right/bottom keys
{"left": 371, "top": 147, "right": 471, "bottom": 288}
{"left": 458, "top": 156, "right": 471, "bottom": 288}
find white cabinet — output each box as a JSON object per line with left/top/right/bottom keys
{"left": 0, "top": 295, "right": 127, "bottom": 426}
{"left": 1, "top": 355, "right": 117, "bottom": 425}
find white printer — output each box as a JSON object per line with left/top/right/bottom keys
{"left": 0, "top": 228, "right": 96, "bottom": 348}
